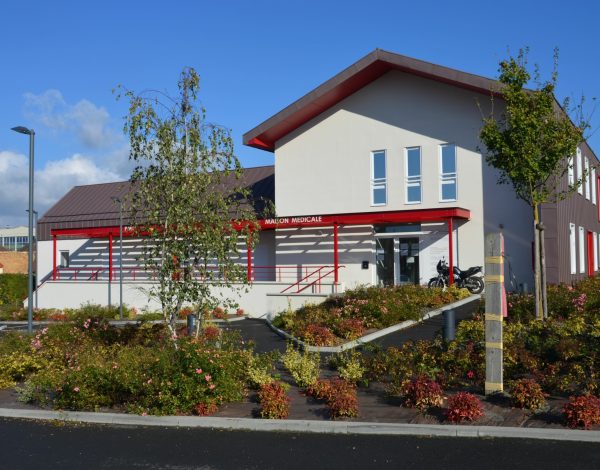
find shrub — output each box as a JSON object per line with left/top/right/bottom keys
{"left": 246, "top": 353, "right": 279, "bottom": 389}
{"left": 445, "top": 392, "right": 484, "bottom": 423}
{"left": 306, "top": 377, "right": 358, "bottom": 419}
{"left": 282, "top": 344, "right": 320, "bottom": 388}
{"left": 333, "top": 350, "right": 366, "bottom": 384}
{"left": 306, "top": 379, "right": 333, "bottom": 401}
{"left": 510, "top": 378, "right": 546, "bottom": 411}
{"left": 258, "top": 381, "right": 290, "bottom": 419}
{"left": 194, "top": 401, "right": 219, "bottom": 416}
{"left": 401, "top": 375, "right": 444, "bottom": 411}
{"left": 335, "top": 318, "right": 366, "bottom": 340}
{"left": 563, "top": 395, "right": 600, "bottom": 429}
{"left": 325, "top": 378, "right": 359, "bottom": 419}
{"left": 300, "top": 324, "right": 336, "bottom": 346}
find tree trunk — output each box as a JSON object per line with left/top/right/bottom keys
{"left": 533, "top": 205, "right": 542, "bottom": 320}
{"left": 539, "top": 222, "right": 548, "bottom": 320}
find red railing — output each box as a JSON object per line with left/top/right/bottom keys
{"left": 279, "top": 265, "right": 344, "bottom": 294}
{"left": 53, "top": 265, "right": 343, "bottom": 287}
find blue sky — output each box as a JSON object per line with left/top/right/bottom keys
{"left": 1, "top": 0, "right": 599, "bottom": 225}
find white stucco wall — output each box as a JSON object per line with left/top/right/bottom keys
{"left": 274, "top": 70, "right": 486, "bottom": 278}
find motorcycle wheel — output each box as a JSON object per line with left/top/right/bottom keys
{"left": 428, "top": 278, "right": 445, "bottom": 288}
{"left": 466, "top": 277, "right": 484, "bottom": 294}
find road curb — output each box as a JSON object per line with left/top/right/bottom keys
{"left": 0, "top": 407, "right": 598, "bottom": 442}
{"left": 266, "top": 294, "right": 481, "bottom": 352}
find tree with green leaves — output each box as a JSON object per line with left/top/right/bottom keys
{"left": 116, "top": 68, "right": 259, "bottom": 342}
{"left": 480, "top": 48, "right": 589, "bottom": 319}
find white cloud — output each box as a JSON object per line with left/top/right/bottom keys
{"left": 24, "top": 89, "right": 119, "bottom": 149}
{"left": 0, "top": 151, "right": 122, "bottom": 227}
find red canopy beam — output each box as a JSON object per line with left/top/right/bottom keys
{"left": 448, "top": 217, "right": 454, "bottom": 286}
{"left": 333, "top": 223, "right": 339, "bottom": 284}
{"left": 52, "top": 235, "right": 57, "bottom": 281}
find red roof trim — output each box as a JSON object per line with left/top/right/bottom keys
{"left": 243, "top": 49, "right": 501, "bottom": 152}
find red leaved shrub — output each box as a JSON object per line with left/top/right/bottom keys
{"left": 336, "top": 318, "right": 366, "bottom": 340}
{"left": 203, "top": 325, "right": 221, "bottom": 341}
{"left": 401, "top": 375, "right": 444, "bottom": 411}
{"left": 307, "top": 377, "right": 358, "bottom": 419}
{"left": 445, "top": 392, "right": 484, "bottom": 423}
{"left": 563, "top": 395, "right": 600, "bottom": 429}
{"left": 258, "top": 381, "right": 290, "bottom": 419}
{"left": 194, "top": 401, "right": 218, "bottom": 416}
{"left": 301, "top": 324, "right": 336, "bottom": 346}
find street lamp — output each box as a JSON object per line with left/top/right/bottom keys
{"left": 12, "top": 126, "right": 34, "bottom": 334}
{"left": 26, "top": 209, "right": 38, "bottom": 310}
{"left": 111, "top": 196, "right": 124, "bottom": 320}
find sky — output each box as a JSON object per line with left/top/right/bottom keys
{"left": 1, "top": 0, "right": 599, "bottom": 226}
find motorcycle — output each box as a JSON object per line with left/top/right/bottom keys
{"left": 427, "top": 259, "right": 484, "bottom": 294}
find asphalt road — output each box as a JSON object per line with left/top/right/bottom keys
{"left": 1, "top": 418, "right": 598, "bottom": 470}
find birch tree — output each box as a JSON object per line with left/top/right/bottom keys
{"left": 117, "top": 68, "right": 259, "bottom": 341}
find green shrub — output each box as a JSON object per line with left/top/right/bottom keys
{"left": 336, "top": 351, "right": 366, "bottom": 384}
{"left": 509, "top": 378, "right": 546, "bottom": 411}
{"left": 282, "top": 344, "right": 320, "bottom": 388}
{"left": 0, "top": 274, "right": 28, "bottom": 305}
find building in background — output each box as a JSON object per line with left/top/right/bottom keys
{"left": 0, "top": 226, "right": 33, "bottom": 252}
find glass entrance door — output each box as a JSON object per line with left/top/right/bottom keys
{"left": 376, "top": 237, "right": 420, "bottom": 286}
{"left": 398, "top": 238, "right": 419, "bottom": 284}
{"left": 376, "top": 238, "right": 395, "bottom": 286}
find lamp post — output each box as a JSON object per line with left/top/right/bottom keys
{"left": 111, "top": 196, "right": 124, "bottom": 320}
{"left": 12, "top": 126, "right": 34, "bottom": 334}
{"left": 26, "top": 209, "right": 38, "bottom": 310}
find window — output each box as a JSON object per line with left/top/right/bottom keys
{"left": 440, "top": 144, "right": 457, "bottom": 201}
{"left": 585, "top": 157, "right": 591, "bottom": 200}
{"left": 60, "top": 250, "right": 70, "bottom": 269}
{"left": 579, "top": 226, "right": 585, "bottom": 273}
{"left": 577, "top": 148, "right": 583, "bottom": 195}
{"left": 371, "top": 150, "right": 387, "bottom": 205}
{"left": 405, "top": 147, "right": 421, "bottom": 203}
{"left": 592, "top": 167, "right": 597, "bottom": 205}
{"left": 570, "top": 223, "right": 577, "bottom": 274}
{"left": 594, "top": 232, "right": 599, "bottom": 272}
{"left": 568, "top": 155, "right": 574, "bottom": 186}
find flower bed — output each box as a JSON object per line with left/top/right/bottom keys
{"left": 0, "top": 314, "right": 277, "bottom": 416}
{"left": 271, "top": 285, "right": 470, "bottom": 346}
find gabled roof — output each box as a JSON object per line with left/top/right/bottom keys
{"left": 38, "top": 165, "right": 275, "bottom": 241}
{"left": 243, "top": 49, "right": 503, "bottom": 152}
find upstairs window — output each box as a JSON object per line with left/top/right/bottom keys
{"left": 568, "top": 155, "right": 574, "bottom": 186}
{"left": 371, "top": 150, "right": 387, "bottom": 206}
{"left": 592, "top": 167, "right": 597, "bottom": 205}
{"left": 577, "top": 148, "right": 583, "bottom": 195}
{"left": 440, "top": 144, "right": 457, "bottom": 201}
{"left": 585, "top": 157, "right": 591, "bottom": 200}
{"left": 405, "top": 147, "right": 422, "bottom": 204}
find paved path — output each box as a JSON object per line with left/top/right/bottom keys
{"left": 1, "top": 418, "right": 598, "bottom": 470}
{"left": 223, "top": 297, "right": 480, "bottom": 353}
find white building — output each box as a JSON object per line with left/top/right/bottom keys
{"left": 34, "top": 50, "right": 600, "bottom": 316}
{"left": 0, "top": 226, "right": 33, "bottom": 251}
